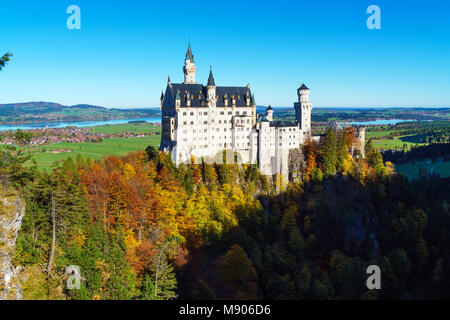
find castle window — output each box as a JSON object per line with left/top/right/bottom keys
{"left": 183, "top": 112, "right": 187, "bottom": 116}
{"left": 220, "top": 111, "right": 224, "bottom": 115}
{"left": 228, "top": 111, "right": 232, "bottom": 115}
{"left": 190, "top": 112, "right": 194, "bottom": 116}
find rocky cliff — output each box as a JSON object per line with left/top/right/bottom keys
{"left": 0, "top": 186, "right": 25, "bottom": 300}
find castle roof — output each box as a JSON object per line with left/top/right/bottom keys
{"left": 257, "top": 114, "right": 268, "bottom": 122}
{"left": 165, "top": 83, "right": 253, "bottom": 108}
{"left": 185, "top": 41, "right": 194, "bottom": 62}
{"left": 207, "top": 67, "right": 215, "bottom": 86}
{"left": 269, "top": 120, "right": 298, "bottom": 127}
{"left": 299, "top": 83, "right": 309, "bottom": 90}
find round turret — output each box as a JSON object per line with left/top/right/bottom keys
{"left": 298, "top": 83, "right": 310, "bottom": 103}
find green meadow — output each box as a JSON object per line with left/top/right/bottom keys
{"left": 90, "top": 123, "right": 161, "bottom": 135}
{"left": 395, "top": 157, "right": 450, "bottom": 180}
{"left": 31, "top": 136, "right": 161, "bottom": 171}
{"left": 371, "top": 133, "right": 427, "bottom": 150}
{"left": 16, "top": 123, "right": 163, "bottom": 171}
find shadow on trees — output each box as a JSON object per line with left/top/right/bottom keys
{"left": 180, "top": 174, "right": 450, "bottom": 300}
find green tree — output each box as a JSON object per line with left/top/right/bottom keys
{"left": 14, "top": 130, "right": 33, "bottom": 145}
{"left": 150, "top": 253, "right": 177, "bottom": 300}
{"left": 145, "top": 145, "right": 159, "bottom": 161}
{"left": 320, "top": 126, "right": 338, "bottom": 177}
{"left": 217, "top": 244, "right": 258, "bottom": 299}
{"left": 365, "top": 139, "right": 384, "bottom": 173}
{"left": 0, "top": 52, "right": 12, "bottom": 71}
{"left": 0, "top": 146, "right": 36, "bottom": 187}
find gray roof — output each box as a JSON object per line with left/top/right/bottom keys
{"left": 165, "top": 83, "right": 253, "bottom": 108}
{"left": 207, "top": 67, "right": 215, "bottom": 86}
{"left": 186, "top": 42, "right": 194, "bottom": 62}
{"left": 299, "top": 83, "right": 309, "bottom": 90}
{"left": 257, "top": 114, "right": 268, "bottom": 122}
{"left": 269, "top": 120, "right": 298, "bottom": 127}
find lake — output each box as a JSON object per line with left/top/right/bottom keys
{"left": 348, "top": 119, "right": 416, "bottom": 126}
{"left": 0, "top": 117, "right": 162, "bottom": 131}
{"left": 0, "top": 117, "right": 417, "bottom": 131}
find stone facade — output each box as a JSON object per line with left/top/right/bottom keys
{"left": 159, "top": 44, "right": 314, "bottom": 180}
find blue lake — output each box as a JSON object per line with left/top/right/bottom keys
{"left": 0, "top": 117, "right": 161, "bottom": 131}
{"left": 0, "top": 117, "right": 416, "bottom": 131}
{"left": 348, "top": 119, "right": 416, "bottom": 126}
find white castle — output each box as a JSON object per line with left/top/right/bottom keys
{"left": 160, "top": 44, "right": 317, "bottom": 179}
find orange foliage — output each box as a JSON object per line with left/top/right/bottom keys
{"left": 79, "top": 152, "right": 193, "bottom": 276}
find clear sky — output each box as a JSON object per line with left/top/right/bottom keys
{"left": 1, "top": 0, "right": 449, "bottom": 108}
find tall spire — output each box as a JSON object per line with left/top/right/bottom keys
{"left": 207, "top": 66, "right": 215, "bottom": 86}
{"left": 185, "top": 41, "right": 194, "bottom": 63}
{"left": 183, "top": 41, "right": 197, "bottom": 84}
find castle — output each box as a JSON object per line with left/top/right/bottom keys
{"left": 160, "top": 44, "right": 364, "bottom": 179}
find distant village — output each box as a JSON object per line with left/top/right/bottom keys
{"left": 0, "top": 125, "right": 161, "bottom": 148}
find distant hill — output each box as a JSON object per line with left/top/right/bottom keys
{"left": 0, "top": 102, "right": 161, "bottom": 124}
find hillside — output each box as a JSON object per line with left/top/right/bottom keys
{"left": 0, "top": 102, "right": 161, "bottom": 124}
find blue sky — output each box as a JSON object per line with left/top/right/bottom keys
{"left": 0, "top": 0, "right": 449, "bottom": 108}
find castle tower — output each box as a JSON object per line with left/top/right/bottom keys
{"left": 183, "top": 41, "right": 197, "bottom": 84}
{"left": 355, "top": 126, "right": 366, "bottom": 158}
{"left": 295, "top": 83, "right": 312, "bottom": 135}
{"left": 266, "top": 105, "right": 273, "bottom": 121}
{"left": 160, "top": 91, "right": 164, "bottom": 109}
{"left": 207, "top": 66, "right": 217, "bottom": 107}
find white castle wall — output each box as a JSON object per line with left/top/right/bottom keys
{"left": 160, "top": 46, "right": 316, "bottom": 180}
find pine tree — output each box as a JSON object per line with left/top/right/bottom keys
{"left": 151, "top": 252, "right": 178, "bottom": 300}
{"left": 321, "top": 126, "right": 338, "bottom": 177}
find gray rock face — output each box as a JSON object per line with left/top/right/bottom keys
{"left": 0, "top": 188, "right": 25, "bottom": 300}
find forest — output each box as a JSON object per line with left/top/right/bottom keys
{"left": 1, "top": 126, "right": 449, "bottom": 300}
